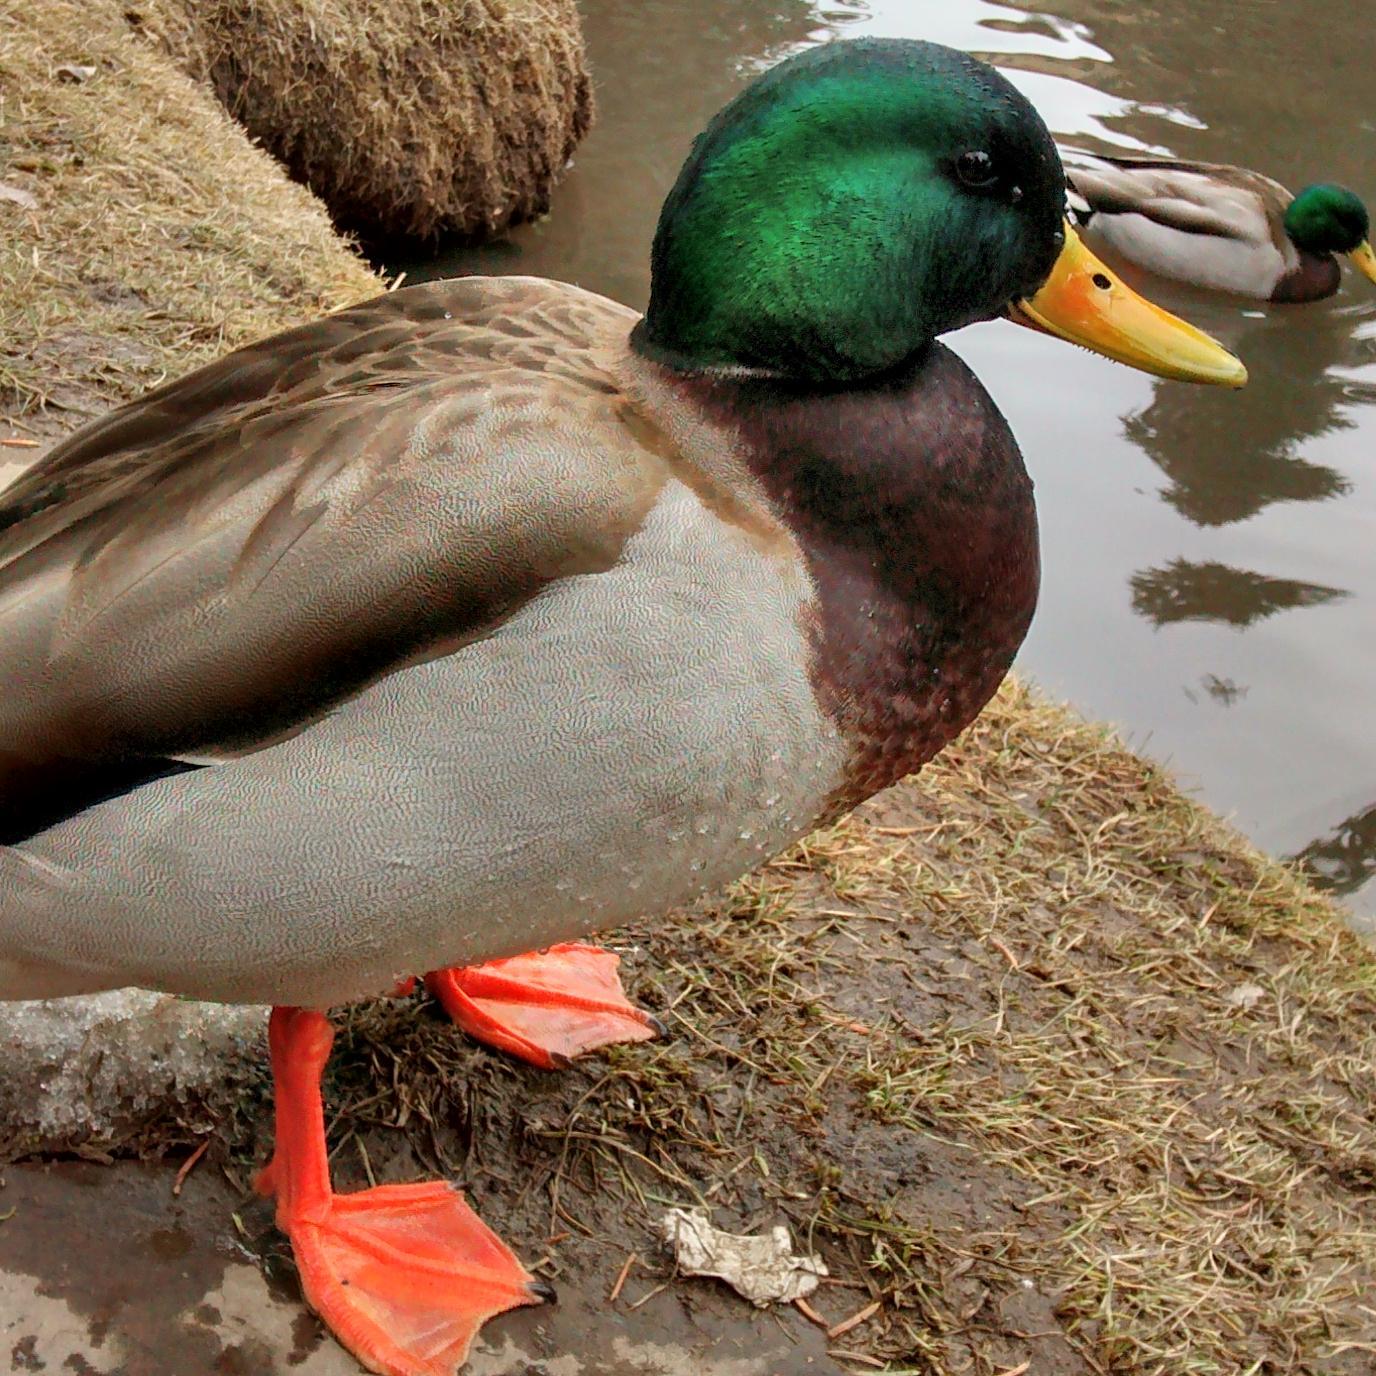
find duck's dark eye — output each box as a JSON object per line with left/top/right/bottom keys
{"left": 956, "top": 150, "right": 997, "bottom": 188}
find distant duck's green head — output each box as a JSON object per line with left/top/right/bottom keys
{"left": 1285, "top": 184, "right": 1376, "bottom": 285}
{"left": 634, "top": 38, "right": 1245, "bottom": 388}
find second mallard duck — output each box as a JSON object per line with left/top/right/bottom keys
{"left": 1064, "top": 147, "right": 1376, "bottom": 301}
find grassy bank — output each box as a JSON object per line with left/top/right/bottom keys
{"left": 0, "top": 0, "right": 378, "bottom": 447}
{"left": 291, "top": 684, "right": 1375, "bottom": 1375}
{"left": 3, "top": 8, "right": 1375, "bottom": 1373}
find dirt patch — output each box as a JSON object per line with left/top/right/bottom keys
{"left": 127, "top": 0, "right": 593, "bottom": 241}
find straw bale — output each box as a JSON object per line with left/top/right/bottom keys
{"left": 129, "top": 0, "right": 594, "bottom": 240}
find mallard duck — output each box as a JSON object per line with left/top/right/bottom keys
{"left": 0, "top": 38, "right": 1242, "bottom": 1376}
{"left": 1063, "top": 147, "right": 1376, "bottom": 302}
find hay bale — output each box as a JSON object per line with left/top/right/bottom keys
{"left": 128, "top": 0, "right": 594, "bottom": 241}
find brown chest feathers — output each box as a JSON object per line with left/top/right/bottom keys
{"left": 1272, "top": 249, "right": 1341, "bottom": 303}
{"left": 685, "top": 343, "right": 1040, "bottom": 808}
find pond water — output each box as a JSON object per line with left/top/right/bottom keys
{"left": 395, "top": 0, "right": 1376, "bottom": 928}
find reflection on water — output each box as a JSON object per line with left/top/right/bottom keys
{"left": 999, "top": 1, "right": 1373, "bottom": 185}
{"left": 1194, "top": 675, "right": 1247, "bottom": 708}
{"left": 393, "top": 0, "right": 1376, "bottom": 922}
{"left": 1130, "top": 561, "right": 1348, "bottom": 630}
{"left": 1122, "top": 309, "right": 1355, "bottom": 527}
{"left": 1293, "top": 804, "right": 1376, "bottom": 899}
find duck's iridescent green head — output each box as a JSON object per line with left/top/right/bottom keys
{"left": 635, "top": 38, "right": 1067, "bottom": 382}
{"left": 634, "top": 38, "right": 1246, "bottom": 388}
{"left": 1284, "top": 184, "right": 1370, "bottom": 254}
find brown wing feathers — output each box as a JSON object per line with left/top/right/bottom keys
{"left": 0, "top": 280, "right": 653, "bottom": 840}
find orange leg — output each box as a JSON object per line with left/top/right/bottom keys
{"left": 254, "top": 1007, "right": 549, "bottom": 1376}
{"left": 424, "top": 942, "right": 663, "bottom": 1071}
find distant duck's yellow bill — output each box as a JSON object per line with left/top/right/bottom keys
{"left": 1006, "top": 222, "right": 1248, "bottom": 388}
{"left": 1351, "top": 240, "right": 1376, "bottom": 286}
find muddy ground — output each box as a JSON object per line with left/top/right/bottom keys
{"left": 0, "top": 1162, "right": 842, "bottom": 1375}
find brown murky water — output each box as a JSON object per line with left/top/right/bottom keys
{"left": 395, "top": 0, "right": 1376, "bottom": 928}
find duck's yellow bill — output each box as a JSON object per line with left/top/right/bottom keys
{"left": 1350, "top": 240, "right": 1376, "bottom": 286}
{"left": 1006, "top": 222, "right": 1247, "bottom": 388}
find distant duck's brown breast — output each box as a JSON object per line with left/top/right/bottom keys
{"left": 1272, "top": 249, "right": 1342, "bottom": 303}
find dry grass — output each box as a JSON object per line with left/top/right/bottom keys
{"left": 0, "top": 0, "right": 379, "bottom": 444}
{"left": 822, "top": 684, "right": 1376, "bottom": 1372}
{"left": 130, "top": 0, "right": 593, "bottom": 240}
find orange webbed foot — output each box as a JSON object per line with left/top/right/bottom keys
{"left": 285, "top": 1180, "right": 548, "bottom": 1376}
{"left": 260, "top": 1006, "right": 546, "bottom": 1376}
{"left": 425, "top": 942, "right": 663, "bottom": 1070}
